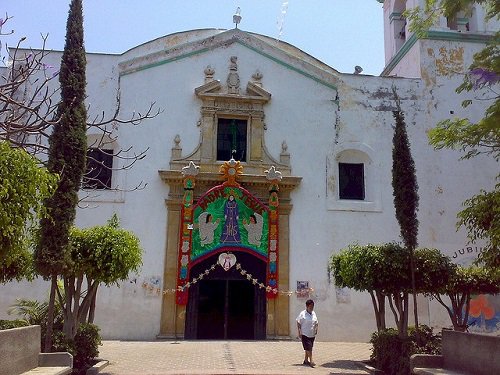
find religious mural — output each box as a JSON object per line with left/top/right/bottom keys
{"left": 192, "top": 186, "right": 269, "bottom": 260}
{"left": 175, "top": 160, "right": 281, "bottom": 305}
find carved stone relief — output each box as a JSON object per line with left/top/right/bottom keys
{"left": 168, "top": 56, "right": 290, "bottom": 177}
{"left": 227, "top": 56, "right": 240, "bottom": 94}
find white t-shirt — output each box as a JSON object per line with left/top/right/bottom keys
{"left": 296, "top": 309, "right": 318, "bottom": 338}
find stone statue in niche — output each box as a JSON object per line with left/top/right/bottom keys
{"left": 227, "top": 56, "right": 240, "bottom": 94}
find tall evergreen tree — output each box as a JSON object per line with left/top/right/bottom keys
{"left": 392, "top": 88, "right": 420, "bottom": 330}
{"left": 34, "top": 0, "right": 87, "bottom": 348}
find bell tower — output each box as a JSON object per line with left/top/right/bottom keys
{"left": 380, "top": 0, "right": 498, "bottom": 80}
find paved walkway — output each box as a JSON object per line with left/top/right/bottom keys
{"left": 97, "top": 340, "right": 373, "bottom": 375}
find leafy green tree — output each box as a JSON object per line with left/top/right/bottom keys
{"left": 34, "top": 0, "right": 87, "bottom": 350}
{"left": 405, "top": 0, "right": 499, "bottom": 270}
{"left": 58, "top": 214, "right": 142, "bottom": 337}
{"left": 330, "top": 243, "right": 388, "bottom": 331}
{"left": 429, "top": 265, "right": 500, "bottom": 331}
{"left": 392, "top": 88, "right": 420, "bottom": 329}
{"left": 413, "top": 247, "right": 453, "bottom": 294}
{"left": 458, "top": 190, "right": 499, "bottom": 268}
{"left": 377, "top": 243, "right": 412, "bottom": 337}
{"left": 0, "top": 141, "right": 57, "bottom": 283}
{"left": 330, "top": 244, "right": 451, "bottom": 337}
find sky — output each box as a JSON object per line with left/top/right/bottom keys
{"left": 1, "top": 0, "right": 386, "bottom": 75}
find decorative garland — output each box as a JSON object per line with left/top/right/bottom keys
{"left": 141, "top": 261, "right": 313, "bottom": 297}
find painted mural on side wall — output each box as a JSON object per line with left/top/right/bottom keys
{"left": 452, "top": 246, "right": 499, "bottom": 334}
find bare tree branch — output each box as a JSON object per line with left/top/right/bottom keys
{"left": 1, "top": 19, "right": 162, "bottom": 194}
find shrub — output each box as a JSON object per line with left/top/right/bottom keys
{"left": 409, "top": 324, "right": 441, "bottom": 355}
{"left": 73, "top": 323, "right": 101, "bottom": 371}
{"left": 370, "top": 325, "right": 441, "bottom": 375}
{"left": 370, "top": 328, "right": 412, "bottom": 375}
{"left": 51, "top": 323, "right": 101, "bottom": 374}
{"left": 7, "top": 297, "right": 101, "bottom": 373}
{"left": 0, "top": 319, "right": 30, "bottom": 330}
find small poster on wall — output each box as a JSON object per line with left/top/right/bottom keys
{"left": 296, "top": 281, "right": 310, "bottom": 298}
{"left": 336, "top": 286, "right": 351, "bottom": 304}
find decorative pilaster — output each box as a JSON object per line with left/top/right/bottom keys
{"left": 265, "top": 166, "right": 282, "bottom": 299}
{"left": 175, "top": 162, "right": 199, "bottom": 305}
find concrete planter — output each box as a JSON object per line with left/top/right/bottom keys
{"left": 86, "top": 359, "right": 109, "bottom": 375}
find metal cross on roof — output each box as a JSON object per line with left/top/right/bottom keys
{"left": 233, "top": 7, "right": 242, "bottom": 28}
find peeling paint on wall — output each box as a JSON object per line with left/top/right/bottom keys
{"left": 435, "top": 46, "right": 465, "bottom": 77}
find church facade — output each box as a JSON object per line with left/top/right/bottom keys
{"left": 1, "top": 0, "right": 498, "bottom": 341}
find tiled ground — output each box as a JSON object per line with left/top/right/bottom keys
{"left": 97, "top": 340, "right": 372, "bottom": 375}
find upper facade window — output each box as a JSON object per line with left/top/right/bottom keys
{"left": 217, "top": 118, "right": 247, "bottom": 162}
{"left": 327, "top": 143, "right": 381, "bottom": 212}
{"left": 447, "top": 11, "right": 470, "bottom": 32}
{"left": 339, "top": 162, "right": 365, "bottom": 200}
{"left": 82, "top": 148, "right": 113, "bottom": 190}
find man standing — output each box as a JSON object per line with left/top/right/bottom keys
{"left": 296, "top": 299, "right": 318, "bottom": 367}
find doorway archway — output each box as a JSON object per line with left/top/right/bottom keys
{"left": 185, "top": 251, "right": 266, "bottom": 339}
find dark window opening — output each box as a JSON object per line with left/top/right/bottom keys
{"left": 83, "top": 148, "right": 113, "bottom": 190}
{"left": 217, "top": 118, "right": 247, "bottom": 161}
{"left": 447, "top": 16, "right": 458, "bottom": 30}
{"left": 447, "top": 16, "right": 469, "bottom": 31}
{"left": 339, "top": 163, "right": 365, "bottom": 200}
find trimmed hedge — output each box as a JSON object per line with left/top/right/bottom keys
{"left": 0, "top": 319, "right": 30, "bottom": 330}
{"left": 52, "top": 323, "right": 101, "bottom": 375}
{"left": 370, "top": 325, "right": 441, "bottom": 375}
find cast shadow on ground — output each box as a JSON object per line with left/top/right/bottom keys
{"left": 322, "top": 359, "right": 368, "bottom": 373}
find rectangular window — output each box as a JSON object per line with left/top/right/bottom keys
{"left": 82, "top": 148, "right": 113, "bottom": 190}
{"left": 339, "top": 163, "right": 365, "bottom": 200}
{"left": 217, "top": 118, "right": 247, "bottom": 161}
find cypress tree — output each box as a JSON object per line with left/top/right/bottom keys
{"left": 35, "top": 0, "right": 87, "bottom": 348}
{"left": 392, "top": 89, "right": 419, "bottom": 330}
{"left": 392, "top": 107, "right": 419, "bottom": 250}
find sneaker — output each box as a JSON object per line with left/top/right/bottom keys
{"left": 309, "top": 362, "right": 316, "bottom": 368}
{"left": 303, "top": 360, "right": 310, "bottom": 366}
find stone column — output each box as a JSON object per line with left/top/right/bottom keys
{"left": 276, "top": 207, "right": 291, "bottom": 337}
{"left": 159, "top": 199, "right": 182, "bottom": 337}
{"left": 200, "top": 108, "right": 215, "bottom": 162}
{"left": 249, "top": 112, "right": 264, "bottom": 162}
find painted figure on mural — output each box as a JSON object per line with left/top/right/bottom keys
{"left": 221, "top": 194, "right": 241, "bottom": 243}
{"left": 197, "top": 212, "right": 220, "bottom": 246}
{"left": 243, "top": 212, "right": 263, "bottom": 247}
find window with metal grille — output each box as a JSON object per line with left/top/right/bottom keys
{"left": 339, "top": 162, "right": 365, "bottom": 200}
{"left": 217, "top": 118, "right": 247, "bottom": 162}
{"left": 82, "top": 148, "right": 113, "bottom": 190}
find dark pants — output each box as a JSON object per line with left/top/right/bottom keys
{"left": 301, "top": 335, "right": 315, "bottom": 351}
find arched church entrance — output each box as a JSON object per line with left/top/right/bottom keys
{"left": 159, "top": 158, "right": 301, "bottom": 339}
{"left": 185, "top": 251, "right": 266, "bottom": 339}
